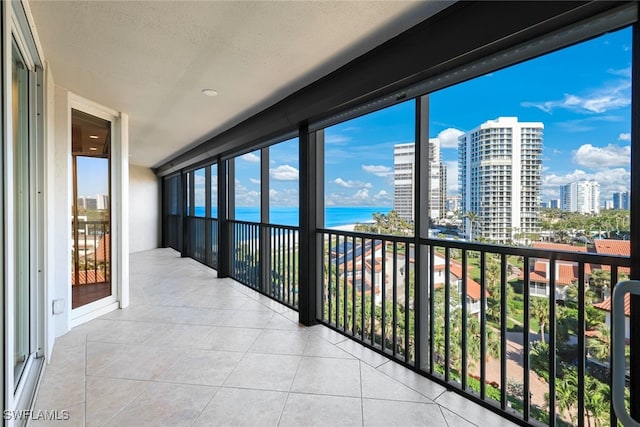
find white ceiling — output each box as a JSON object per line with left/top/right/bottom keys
{"left": 28, "top": 1, "right": 452, "bottom": 168}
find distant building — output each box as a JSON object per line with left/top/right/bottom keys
{"left": 96, "top": 194, "right": 110, "bottom": 210}
{"left": 612, "top": 191, "right": 630, "bottom": 210}
{"left": 458, "top": 117, "right": 543, "bottom": 243}
{"left": 393, "top": 139, "right": 447, "bottom": 222}
{"left": 603, "top": 200, "right": 613, "bottom": 210}
{"left": 446, "top": 195, "right": 461, "bottom": 213}
{"left": 77, "top": 196, "right": 97, "bottom": 210}
{"left": 560, "top": 180, "right": 600, "bottom": 214}
{"left": 549, "top": 199, "right": 560, "bottom": 209}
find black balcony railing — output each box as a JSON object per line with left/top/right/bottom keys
{"left": 318, "top": 228, "right": 631, "bottom": 427}
{"left": 184, "top": 216, "right": 218, "bottom": 269}
{"left": 174, "top": 215, "right": 632, "bottom": 426}
{"left": 166, "top": 214, "right": 181, "bottom": 251}
{"left": 229, "top": 220, "right": 299, "bottom": 309}
{"left": 71, "top": 219, "right": 110, "bottom": 287}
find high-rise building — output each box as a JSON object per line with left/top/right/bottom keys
{"left": 549, "top": 199, "right": 560, "bottom": 209}
{"left": 458, "top": 117, "right": 543, "bottom": 243}
{"left": 613, "top": 191, "right": 630, "bottom": 210}
{"left": 446, "top": 195, "right": 461, "bottom": 213}
{"left": 393, "top": 143, "right": 415, "bottom": 221}
{"left": 560, "top": 180, "right": 600, "bottom": 214}
{"left": 393, "top": 139, "right": 447, "bottom": 222}
{"left": 96, "top": 194, "right": 110, "bottom": 210}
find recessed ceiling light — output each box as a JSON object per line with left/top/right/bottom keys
{"left": 202, "top": 89, "right": 218, "bottom": 97}
{"left": 89, "top": 135, "right": 99, "bottom": 139}
{"left": 89, "top": 147, "right": 97, "bottom": 151}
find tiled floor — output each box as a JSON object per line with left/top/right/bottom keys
{"left": 31, "top": 248, "right": 517, "bottom": 427}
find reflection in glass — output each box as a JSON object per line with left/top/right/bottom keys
{"left": 13, "top": 39, "right": 31, "bottom": 387}
{"left": 71, "top": 109, "right": 111, "bottom": 308}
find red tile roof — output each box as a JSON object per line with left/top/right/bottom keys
{"left": 594, "top": 239, "right": 630, "bottom": 256}
{"left": 593, "top": 239, "right": 630, "bottom": 274}
{"left": 593, "top": 294, "right": 631, "bottom": 317}
{"left": 447, "top": 264, "right": 486, "bottom": 301}
{"left": 533, "top": 242, "right": 587, "bottom": 252}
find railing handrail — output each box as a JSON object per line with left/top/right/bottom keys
{"left": 612, "top": 280, "right": 639, "bottom": 427}
{"left": 318, "top": 227, "right": 631, "bottom": 267}
{"left": 228, "top": 218, "right": 299, "bottom": 231}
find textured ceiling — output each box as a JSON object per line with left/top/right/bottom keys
{"left": 29, "top": 1, "right": 452, "bottom": 168}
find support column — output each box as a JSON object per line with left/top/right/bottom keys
{"left": 217, "top": 160, "right": 230, "bottom": 278}
{"left": 180, "top": 170, "right": 188, "bottom": 257}
{"left": 629, "top": 21, "right": 640, "bottom": 423}
{"left": 415, "top": 95, "right": 430, "bottom": 371}
{"left": 299, "top": 125, "right": 324, "bottom": 325}
{"left": 260, "top": 147, "right": 271, "bottom": 295}
{"left": 204, "top": 165, "right": 212, "bottom": 266}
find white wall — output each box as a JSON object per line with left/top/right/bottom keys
{"left": 129, "top": 164, "right": 160, "bottom": 253}
{"left": 50, "top": 84, "right": 72, "bottom": 339}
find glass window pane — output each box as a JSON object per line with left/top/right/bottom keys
{"left": 269, "top": 138, "right": 299, "bottom": 226}
{"left": 234, "top": 150, "right": 261, "bottom": 222}
{"left": 324, "top": 101, "right": 414, "bottom": 235}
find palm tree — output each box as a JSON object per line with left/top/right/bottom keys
{"left": 587, "top": 324, "right": 610, "bottom": 362}
{"left": 556, "top": 368, "right": 578, "bottom": 425}
{"left": 463, "top": 211, "right": 479, "bottom": 241}
{"left": 530, "top": 297, "right": 549, "bottom": 344}
{"left": 584, "top": 375, "right": 610, "bottom": 427}
{"left": 589, "top": 269, "right": 611, "bottom": 300}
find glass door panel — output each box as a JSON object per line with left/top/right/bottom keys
{"left": 71, "top": 109, "right": 112, "bottom": 308}
{"left": 12, "top": 40, "right": 31, "bottom": 387}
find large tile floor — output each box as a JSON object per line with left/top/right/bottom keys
{"left": 31, "top": 248, "right": 517, "bottom": 427}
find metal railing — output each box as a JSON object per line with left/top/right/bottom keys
{"left": 71, "top": 219, "right": 110, "bottom": 286}
{"left": 318, "top": 228, "right": 631, "bottom": 427}
{"left": 229, "top": 219, "right": 299, "bottom": 309}
{"left": 184, "top": 216, "right": 218, "bottom": 269}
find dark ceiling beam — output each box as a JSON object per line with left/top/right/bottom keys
{"left": 154, "top": 1, "right": 626, "bottom": 176}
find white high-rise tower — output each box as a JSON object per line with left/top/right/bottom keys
{"left": 458, "top": 117, "right": 543, "bottom": 243}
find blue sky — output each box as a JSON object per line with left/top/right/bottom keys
{"left": 210, "top": 26, "right": 633, "bottom": 209}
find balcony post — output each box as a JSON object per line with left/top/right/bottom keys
{"left": 299, "top": 125, "right": 324, "bottom": 325}
{"left": 204, "top": 165, "right": 212, "bottom": 266}
{"left": 260, "top": 147, "right": 271, "bottom": 295}
{"left": 415, "top": 95, "right": 430, "bottom": 371}
{"left": 630, "top": 20, "right": 640, "bottom": 422}
{"left": 180, "top": 169, "right": 189, "bottom": 257}
{"left": 217, "top": 159, "right": 230, "bottom": 278}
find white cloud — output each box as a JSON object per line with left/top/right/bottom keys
{"left": 373, "top": 190, "right": 392, "bottom": 204}
{"left": 362, "top": 164, "right": 392, "bottom": 177}
{"left": 325, "top": 134, "right": 350, "bottom": 145}
{"left": 249, "top": 178, "right": 261, "bottom": 185}
{"left": 618, "top": 133, "right": 631, "bottom": 141}
{"left": 269, "top": 188, "right": 298, "bottom": 206}
{"left": 556, "top": 115, "right": 624, "bottom": 132}
{"left": 353, "top": 188, "right": 370, "bottom": 200}
{"left": 270, "top": 165, "right": 299, "bottom": 181}
{"left": 521, "top": 80, "right": 630, "bottom": 114}
{"left": 437, "top": 128, "right": 464, "bottom": 149}
{"left": 542, "top": 168, "right": 630, "bottom": 201}
{"left": 333, "top": 178, "right": 372, "bottom": 188}
{"left": 240, "top": 152, "right": 260, "bottom": 163}
{"left": 608, "top": 67, "right": 631, "bottom": 78}
{"left": 573, "top": 144, "right": 630, "bottom": 168}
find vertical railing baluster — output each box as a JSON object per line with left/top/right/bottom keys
{"left": 381, "top": 240, "right": 387, "bottom": 351}
{"left": 351, "top": 236, "right": 356, "bottom": 336}
{"left": 577, "top": 262, "right": 585, "bottom": 427}
{"left": 404, "top": 242, "right": 410, "bottom": 363}
{"left": 480, "top": 250, "right": 487, "bottom": 400}
{"left": 370, "top": 239, "right": 376, "bottom": 347}
{"left": 361, "top": 238, "right": 366, "bottom": 341}
{"left": 444, "top": 247, "right": 451, "bottom": 382}
{"left": 393, "top": 240, "right": 398, "bottom": 358}
{"left": 429, "top": 245, "right": 435, "bottom": 375}
{"left": 461, "top": 249, "right": 468, "bottom": 390}
{"left": 500, "top": 253, "right": 507, "bottom": 409}
{"left": 549, "top": 257, "right": 557, "bottom": 427}
{"left": 523, "top": 256, "right": 531, "bottom": 422}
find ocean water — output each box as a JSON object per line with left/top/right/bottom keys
{"left": 193, "top": 206, "right": 391, "bottom": 227}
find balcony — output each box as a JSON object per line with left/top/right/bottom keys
{"left": 31, "top": 248, "right": 515, "bottom": 426}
